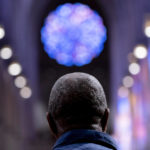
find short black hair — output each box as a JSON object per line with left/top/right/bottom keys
{"left": 48, "top": 72, "right": 107, "bottom": 126}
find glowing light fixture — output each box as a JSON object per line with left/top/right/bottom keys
{"left": 118, "top": 86, "right": 129, "bottom": 98}
{"left": 8, "top": 62, "right": 22, "bottom": 76}
{"left": 0, "top": 26, "right": 5, "bottom": 40}
{"left": 129, "top": 63, "right": 141, "bottom": 75}
{"left": 20, "top": 86, "right": 32, "bottom": 99}
{"left": 0, "top": 46, "right": 13, "bottom": 60}
{"left": 145, "top": 26, "right": 150, "bottom": 38}
{"left": 122, "top": 76, "right": 134, "bottom": 88}
{"left": 14, "top": 76, "right": 27, "bottom": 88}
{"left": 133, "top": 45, "right": 148, "bottom": 59}
{"left": 41, "top": 3, "right": 107, "bottom": 66}
{"left": 144, "top": 20, "right": 150, "bottom": 38}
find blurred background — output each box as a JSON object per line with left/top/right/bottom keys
{"left": 0, "top": 0, "right": 150, "bottom": 150}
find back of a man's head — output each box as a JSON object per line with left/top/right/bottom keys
{"left": 47, "top": 72, "right": 109, "bottom": 137}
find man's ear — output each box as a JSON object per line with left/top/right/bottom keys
{"left": 46, "top": 112, "right": 58, "bottom": 138}
{"left": 100, "top": 108, "right": 110, "bottom": 132}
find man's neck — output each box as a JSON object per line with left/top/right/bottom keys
{"left": 56, "top": 123, "right": 103, "bottom": 138}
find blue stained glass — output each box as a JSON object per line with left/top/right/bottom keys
{"left": 41, "top": 3, "right": 107, "bottom": 67}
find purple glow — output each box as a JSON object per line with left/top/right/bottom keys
{"left": 41, "top": 3, "right": 107, "bottom": 66}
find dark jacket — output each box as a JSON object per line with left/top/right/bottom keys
{"left": 53, "top": 129, "right": 118, "bottom": 150}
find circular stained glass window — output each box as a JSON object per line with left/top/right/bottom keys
{"left": 41, "top": 3, "right": 107, "bottom": 67}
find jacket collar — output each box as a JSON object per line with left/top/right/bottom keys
{"left": 53, "top": 129, "right": 118, "bottom": 150}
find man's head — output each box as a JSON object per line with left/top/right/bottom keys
{"left": 47, "top": 72, "right": 109, "bottom": 138}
